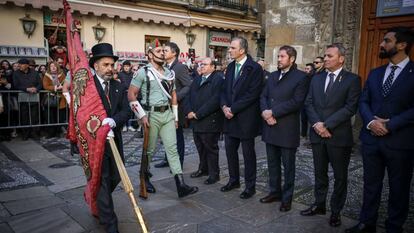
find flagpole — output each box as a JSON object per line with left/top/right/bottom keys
{"left": 108, "top": 136, "right": 149, "bottom": 233}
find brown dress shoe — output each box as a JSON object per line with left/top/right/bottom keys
{"left": 279, "top": 202, "right": 292, "bottom": 212}
{"left": 190, "top": 170, "right": 208, "bottom": 178}
{"left": 329, "top": 212, "right": 341, "bottom": 227}
{"left": 259, "top": 194, "right": 281, "bottom": 203}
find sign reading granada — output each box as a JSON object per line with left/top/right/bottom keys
{"left": 209, "top": 31, "right": 232, "bottom": 47}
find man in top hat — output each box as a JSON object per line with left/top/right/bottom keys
{"left": 128, "top": 40, "right": 198, "bottom": 198}
{"left": 89, "top": 43, "right": 130, "bottom": 233}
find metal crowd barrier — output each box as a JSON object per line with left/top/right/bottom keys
{"left": 0, "top": 90, "right": 138, "bottom": 130}
{"left": 0, "top": 90, "right": 69, "bottom": 129}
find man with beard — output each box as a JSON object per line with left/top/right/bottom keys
{"left": 154, "top": 42, "right": 192, "bottom": 169}
{"left": 220, "top": 37, "right": 263, "bottom": 199}
{"left": 346, "top": 27, "right": 414, "bottom": 233}
{"left": 301, "top": 43, "right": 361, "bottom": 227}
{"left": 89, "top": 43, "right": 130, "bottom": 233}
{"left": 259, "top": 45, "right": 310, "bottom": 212}
{"left": 313, "top": 56, "right": 325, "bottom": 74}
{"left": 128, "top": 42, "right": 198, "bottom": 198}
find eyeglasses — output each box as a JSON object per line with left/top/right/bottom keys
{"left": 199, "top": 63, "right": 211, "bottom": 67}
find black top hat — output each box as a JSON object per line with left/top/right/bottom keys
{"left": 89, "top": 43, "right": 119, "bottom": 68}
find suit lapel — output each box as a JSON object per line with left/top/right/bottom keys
{"left": 387, "top": 61, "right": 414, "bottom": 97}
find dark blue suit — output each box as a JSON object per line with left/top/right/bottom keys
{"left": 305, "top": 69, "right": 361, "bottom": 214}
{"left": 220, "top": 55, "right": 263, "bottom": 189}
{"left": 359, "top": 60, "right": 414, "bottom": 233}
{"left": 185, "top": 71, "right": 224, "bottom": 179}
{"left": 260, "top": 67, "right": 310, "bottom": 203}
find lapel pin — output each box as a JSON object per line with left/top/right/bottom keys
{"left": 115, "top": 89, "right": 118, "bottom": 93}
{"left": 339, "top": 75, "right": 343, "bottom": 82}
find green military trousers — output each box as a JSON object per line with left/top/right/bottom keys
{"left": 146, "top": 109, "right": 182, "bottom": 175}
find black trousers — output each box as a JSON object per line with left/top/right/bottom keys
{"left": 300, "top": 107, "right": 308, "bottom": 137}
{"left": 359, "top": 143, "right": 413, "bottom": 233}
{"left": 225, "top": 135, "right": 256, "bottom": 189}
{"left": 97, "top": 145, "right": 121, "bottom": 233}
{"left": 311, "top": 143, "right": 351, "bottom": 213}
{"left": 176, "top": 126, "right": 185, "bottom": 166}
{"left": 193, "top": 132, "right": 220, "bottom": 179}
{"left": 266, "top": 144, "right": 296, "bottom": 203}
{"left": 19, "top": 102, "right": 39, "bottom": 137}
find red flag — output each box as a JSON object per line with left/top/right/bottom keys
{"left": 63, "top": 0, "right": 110, "bottom": 216}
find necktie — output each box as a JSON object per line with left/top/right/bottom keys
{"left": 200, "top": 76, "right": 207, "bottom": 86}
{"left": 279, "top": 72, "right": 285, "bottom": 80}
{"left": 325, "top": 73, "right": 335, "bottom": 93}
{"left": 235, "top": 63, "right": 241, "bottom": 79}
{"left": 103, "top": 81, "right": 111, "bottom": 106}
{"left": 103, "top": 81, "right": 109, "bottom": 97}
{"left": 382, "top": 65, "right": 398, "bottom": 97}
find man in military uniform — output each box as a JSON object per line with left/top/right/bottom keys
{"left": 127, "top": 41, "right": 198, "bottom": 198}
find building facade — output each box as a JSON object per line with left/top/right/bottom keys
{"left": 263, "top": 0, "right": 414, "bottom": 82}
{"left": 0, "top": 0, "right": 262, "bottom": 66}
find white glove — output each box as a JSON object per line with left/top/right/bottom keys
{"left": 102, "top": 118, "right": 116, "bottom": 129}
{"left": 129, "top": 100, "right": 146, "bottom": 119}
{"left": 63, "top": 92, "right": 71, "bottom": 105}
{"left": 106, "top": 129, "right": 114, "bottom": 139}
{"left": 172, "top": 105, "right": 178, "bottom": 121}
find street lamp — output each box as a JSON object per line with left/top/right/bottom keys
{"left": 186, "top": 30, "right": 196, "bottom": 47}
{"left": 19, "top": 14, "right": 37, "bottom": 38}
{"left": 92, "top": 23, "right": 106, "bottom": 42}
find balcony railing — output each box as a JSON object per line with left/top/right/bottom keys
{"left": 205, "top": 0, "right": 248, "bottom": 12}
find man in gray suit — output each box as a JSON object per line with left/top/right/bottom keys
{"left": 155, "top": 42, "right": 192, "bottom": 168}
{"left": 301, "top": 43, "right": 361, "bottom": 227}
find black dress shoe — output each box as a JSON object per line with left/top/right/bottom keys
{"left": 154, "top": 160, "right": 169, "bottom": 168}
{"left": 204, "top": 177, "right": 219, "bottom": 185}
{"left": 259, "top": 193, "right": 281, "bottom": 203}
{"left": 220, "top": 182, "right": 240, "bottom": 192}
{"left": 240, "top": 188, "right": 255, "bottom": 199}
{"left": 279, "top": 202, "right": 292, "bottom": 212}
{"left": 329, "top": 212, "right": 341, "bottom": 227}
{"left": 300, "top": 204, "right": 326, "bottom": 216}
{"left": 345, "top": 223, "right": 377, "bottom": 233}
{"left": 190, "top": 170, "right": 208, "bottom": 178}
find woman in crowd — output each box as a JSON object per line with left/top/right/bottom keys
{"left": 42, "top": 61, "right": 66, "bottom": 138}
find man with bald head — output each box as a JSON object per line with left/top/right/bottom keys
{"left": 185, "top": 57, "right": 224, "bottom": 184}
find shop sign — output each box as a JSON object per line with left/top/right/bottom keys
{"left": 116, "top": 51, "right": 147, "bottom": 60}
{"left": 0, "top": 45, "right": 47, "bottom": 57}
{"left": 209, "top": 31, "right": 231, "bottom": 47}
{"left": 44, "top": 12, "right": 82, "bottom": 27}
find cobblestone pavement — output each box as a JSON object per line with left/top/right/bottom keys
{"left": 0, "top": 129, "right": 413, "bottom": 232}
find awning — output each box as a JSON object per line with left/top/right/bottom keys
{"left": 0, "top": 0, "right": 261, "bottom": 32}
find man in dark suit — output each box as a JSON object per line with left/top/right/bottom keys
{"left": 259, "top": 45, "right": 310, "bottom": 211}
{"left": 155, "top": 42, "right": 192, "bottom": 168}
{"left": 220, "top": 36, "right": 263, "bottom": 199}
{"left": 301, "top": 43, "right": 361, "bottom": 227}
{"left": 185, "top": 57, "right": 224, "bottom": 184}
{"left": 89, "top": 43, "right": 130, "bottom": 233}
{"left": 346, "top": 27, "right": 414, "bottom": 233}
